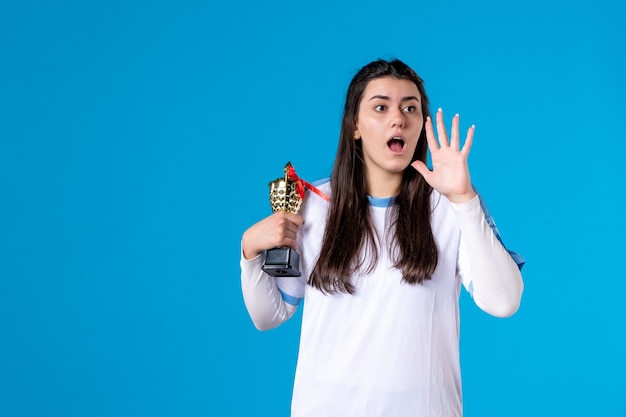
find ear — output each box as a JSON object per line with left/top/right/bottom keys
{"left": 353, "top": 122, "right": 360, "bottom": 140}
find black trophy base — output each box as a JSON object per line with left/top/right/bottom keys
{"left": 262, "top": 247, "right": 301, "bottom": 277}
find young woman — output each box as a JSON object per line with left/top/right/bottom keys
{"left": 240, "top": 58, "right": 524, "bottom": 417}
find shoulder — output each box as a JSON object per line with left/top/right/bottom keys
{"left": 300, "top": 178, "right": 331, "bottom": 219}
{"left": 310, "top": 177, "right": 331, "bottom": 195}
{"left": 304, "top": 178, "right": 331, "bottom": 206}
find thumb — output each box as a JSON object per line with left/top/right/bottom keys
{"left": 411, "top": 160, "right": 432, "bottom": 181}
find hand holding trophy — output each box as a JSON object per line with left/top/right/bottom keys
{"left": 262, "top": 162, "right": 305, "bottom": 277}
{"left": 262, "top": 162, "right": 329, "bottom": 277}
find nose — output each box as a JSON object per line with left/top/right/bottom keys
{"left": 391, "top": 109, "right": 405, "bottom": 128}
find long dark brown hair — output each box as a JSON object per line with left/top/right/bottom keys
{"left": 308, "top": 59, "right": 438, "bottom": 294}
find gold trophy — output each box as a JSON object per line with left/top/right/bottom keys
{"left": 262, "top": 162, "right": 304, "bottom": 277}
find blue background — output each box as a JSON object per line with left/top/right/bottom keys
{"left": 1, "top": 0, "right": 624, "bottom": 416}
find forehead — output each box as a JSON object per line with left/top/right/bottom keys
{"left": 362, "top": 76, "right": 421, "bottom": 100}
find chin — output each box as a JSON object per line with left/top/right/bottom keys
{"left": 387, "top": 160, "right": 412, "bottom": 174}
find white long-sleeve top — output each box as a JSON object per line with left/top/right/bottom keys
{"left": 240, "top": 181, "right": 524, "bottom": 417}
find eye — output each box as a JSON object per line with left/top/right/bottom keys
{"left": 374, "top": 105, "right": 386, "bottom": 112}
{"left": 403, "top": 105, "right": 417, "bottom": 113}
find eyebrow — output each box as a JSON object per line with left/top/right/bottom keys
{"left": 368, "top": 95, "right": 420, "bottom": 102}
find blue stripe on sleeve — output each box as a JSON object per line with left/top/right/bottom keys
{"left": 475, "top": 188, "right": 526, "bottom": 271}
{"left": 278, "top": 289, "right": 302, "bottom": 306}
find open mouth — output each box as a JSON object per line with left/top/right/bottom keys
{"left": 387, "top": 137, "right": 405, "bottom": 153}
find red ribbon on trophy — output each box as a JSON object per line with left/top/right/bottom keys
{"left": 286, "top": 164, "right": 330, "bottom": 202}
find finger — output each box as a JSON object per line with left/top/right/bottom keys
{"left": 279, "top": 214, "right": 304, "bottom": 249}
{"left": 436, "top": 108, "right": 449, "bottom": 147}
{"left": 411, "top": 160, "right": 433, "bottom": 184}
{"left": 450, "top": 114, "right": 460, "bottom": 149}
{"left": 282, "top": 236, "right": 300, "bottom": 251}
{"left": 273, "top": 212, "right": 302, "bottom": 227}
{"left": 424, "top": 115, "right": 440, "bottom": 151}
{"left": 284, "top": 212, "right": 305, "bottom": 227}
{"left": 282, "top": 223, "right": 300, "bottom": 240}
{"left": 278, "top": 214, "right": 302, "bottom": 238}
{"left": 461, "top": 124, "right": 475, "bottom": 157}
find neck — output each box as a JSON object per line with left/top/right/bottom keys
{"left": 365, "top": 169, "right": 402, "bottom": 198}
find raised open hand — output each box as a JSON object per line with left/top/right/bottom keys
{"left": 411, "top": 108, "right": 477, "bottom": 203}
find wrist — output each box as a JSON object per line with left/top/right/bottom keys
{"left": 241, "top": 233, "right": 261, "bottom": 260}
{"left": 446, "top": 190, "right": 477, "bottom": 204}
